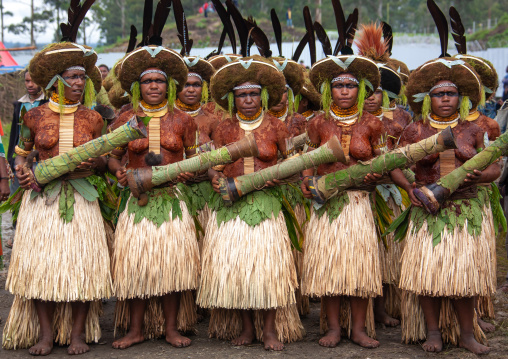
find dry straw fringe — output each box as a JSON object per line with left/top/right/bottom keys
{"left": 301, "top": 191, "right": 382, "bottom": 298}
{"left": 320, "top": 298, "right": 377, "bottom": 339}
{"left": 112, "top": 197, "right": 199, "bottom": 299}
{"left": 478, "top": 205, "right": 496, "bottom": 319}
{"left": 399, "top": 214, "right": 496, "bottom": 297}
{"left": 208, "top": 305, "right": 305, "bottom": 343}
{"left": 103, "top": 219, "right": 115, "bottom": 265}
{"left": 293, "top": 204, "right": 310, "bottom": 315}
{"left": 2, "top": 297, "right": 102, "bottom": 349}
{"left": 6, "top": 190, "right": 112, "bottom": 301}
{"left": 113, "top": 291, "right": 198, "bottom": 339}
{"left": 401, "top": 291, "right": 487, "bottom": 345}
{"left": 197, "top": 211, "right": 297, "bottom": 310}
{"left": 197, "top": 204, "right": 211, "bottom": 247}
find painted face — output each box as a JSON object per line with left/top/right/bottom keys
{"left": 57, "top": 68, "right": 86, "bottom": 102}
{"left": 430, "top": 80, "right": 460, "bottom": 118}
{"left": 139, "top": 68, "right": 168, "bottom": 105}
{"left": 234, "top": 81, "right": 262, "bottom": 117}
{"left": 270, "top": 87, "right": 289, "bottom": 113}
{"left": 364, "top": 89, "right": 383, "bottom": 113}
{"left": 178, "top": 75, "right": 203, "bottom": 106}
{"left": 99, "top": 66, "right": 109, "bottom": 80}
{"left": 25, "top": 72, "right": 41, "bottom": 97}
{"left": 331, "top": 73, "right": 359, "bottom": 109}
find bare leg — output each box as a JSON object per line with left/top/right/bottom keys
{"left": 475, "top": 296, "right": 495, "bottom": 333}
{"left": 162, "top": 291, "right": 191, "bottom": 347}
{"left": 319, "top": 295, "right": 341, "bottom": 347}
{"left": 350, "top": 297, "right": 379, "bottom": 348}
{"left": 262, "top": 309, "right": 283, "bottom": 351}
{"left": 454, "top": 297, "right": 491, "bottom": 355}
{"left": 29, "top": 300, "right": 56, "bottom": 356}
{"left": 419, "top": 296, "right": 442, "bottom": 353}
{"left": 374, "top": 284, "right": 400, "bottom": 327}
{"left": 68, "top": 301, "right": 91, "bottom": 355}
{"left": 112, "top": 298, "right": 146, "bottom": 349}
{"left": 231, "top": 310, "right": 255, "bottom": 346}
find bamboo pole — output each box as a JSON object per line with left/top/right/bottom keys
{"left": 34, "top": 116, "right": 147, "bottom": 185}
{"left": 309, "top": 127, "right": 457, "bottom": 204}
{"left": 219, "top": 135, "right": 345, "bottom": 206}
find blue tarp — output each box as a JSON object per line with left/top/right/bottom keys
{"left": 0, "top": 65, "right": 24, "bottom": 74}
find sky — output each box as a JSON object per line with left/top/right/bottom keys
{"left": 1, "top": 0, "right": 100, "bottom": 45}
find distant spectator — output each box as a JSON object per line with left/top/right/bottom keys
{"left": 503, "top": 66, "right": 508, "bottom": 102}
{"left": 286, "top": 8, "right": 293, "bottom": 28}
{"left": 98, "top": 64, "right": 109, "bottom": 80}
{"left": 204, "top": 2, "right": 208, "bottom": 17}
{"left": 299, "top": 60, "right": 305, "bottom": 67}
{"left": 207, "top": 1, "right": 214, "bottom": 13}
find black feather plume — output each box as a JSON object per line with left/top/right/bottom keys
{"left": 342, "top": 8, "right": 357, "bottom": 54}
{"left": 140, "top": 0, "right": 153, "bottom": 46}
{"left": 314, "top": 21, "right": 332, "bottom": 56}
{"left": 172, "top": 0, "right": 192, "bottom": 55}
{"left": 271, "top": 9, "right": 283, "bottom": 57}
{"left": 126, "top": 25, "right": 138, "bottom": 53}
{"left": 226, "top": 0, "right": 249, "bottom": 56}
{"left": 449, "top": 6, "right": 467, "bottom": 54}
{"left": 303, "top": 6, "right": 316, "bottom": 65}
{"left": 212, "top": 0, "right": 236, "bottom": 55}
{"left": 60, "top": 0, "right": 96, "bottom": 42}
{"left": 427, "top": 0, "right": 450, "bottom": 57}
{"left": 331, "top": 0, "right": 346, "bottom": 56}
{"left": 150, "top": 0, "right": 171, "bottom": 45}
{"left": 292, "top": 32, "right": 310, "bottom": 62}
{"left": 381, "top": 21, "right": 393, "bottom": 55}
{"left": 249, "top": 26, "right": 272, "bottom": 58}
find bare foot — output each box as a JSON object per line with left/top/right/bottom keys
{"left": 263, "top": 331, "right": 284, "bottom": 351}
{"left": 231, "top": 327, "right": 255, "bottom": 346}
{"left": 460, "top": 334, "right": 490, "bottom": 355}
{"left": 422, "top": 330, "right": 442, "bottom": 353}
{"left": 375, "top": 311, "right": 400, "bottom": 327}
{"left": 351, "top": 331, "right": 380, "bottom": 349}
{"left": 478, "top": 317, "right": 495, "bottom": 333}
{"left": 67, "top": 336, "right": 89, "bottom": 355}
{"left": 318, "top": 329, "right": 341, "bottom": 348}
{"left": 28, "top": 336, "right": 53, "bottom": 356}
{"left": 165, "top": 329, "right": 191, "bottom": 348}
{"left": 112, "top": 331, "right": 145, "bottom": 349}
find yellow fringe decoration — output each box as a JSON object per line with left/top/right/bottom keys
{"left": 422, "top": 94, "right": 431, "bottom": 120}
{"left": 167, "top": 77, "right": 177, "bottom": 112}
{"left": 201, "top": 80, "right": 209, "bottom": 104}
{"left": 357, "top": 78, "right": 367, "bottom": 118}
{"left": 321, "top": 80, "right": 332, "bottom": 118}
{"left": 460, "top": 95, "right": 471, "bottom": 122}
{"left": 131, "top": 81, "right": 140, "bottom": 111}
{"left": 84, "top": 77, "right": 95, "bottom": 108}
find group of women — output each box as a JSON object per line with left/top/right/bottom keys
{"left": 1, "top": 0, "right": 503, "bottom": 357}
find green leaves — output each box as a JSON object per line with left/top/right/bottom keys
{"left": 69, "top": 178, "right": 99, "bottom": 202}
{"left": 383, "top": 206, "right": 411, "bottom": 242}
{"left": 127, "top": 187, "right": 183, "bottom": 227}
{"left": 58, "top": 182, "right": 75, "bottom": 223}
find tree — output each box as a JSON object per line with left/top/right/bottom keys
{"left": 0, "top": 0, "right": 13, "bottom": 44}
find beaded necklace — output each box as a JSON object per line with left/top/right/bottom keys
{"left": 175, "top": 98, "right": 201, "bottom": 112}
{"left": 428, "top": 111, "right": 460, "bottom": 129}
{"left": 140, "top": 99, "right": 168, "bottom": 113}
{"left": 302, "top": 110, "right": 315, "bottom": 121}
{"left": 50, "top": 93, "right": 80, "bottom": 107}
{"left": 268, "top": 105, "right": 288, "bottom": 121}
{"left": 236, "top": 107, "right": 263, "bottom": 123}
{"left": 330, "top": 103, "right": 359, "bottom": 124}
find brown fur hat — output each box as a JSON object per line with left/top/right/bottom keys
{"left": 119, "top": 46, "right": 188, "bottom": 94}
{"left": 183, "top": 56, "right": 215, "bottom": 83}
{"left": 208, "top": 54, "right": 242, "bottom": 70}
{"left": 455, "top": 54, "right": 498, "bottom": 100}
{"left": 300, "top": 72, "right": 322, "bottom": 110}
{"left": 386, "top": 58, "right": 410, "bottom": 85}
{"left": 271, "top": 57, "right": 305, "bottom": 96}
{"left": 29, "top": 42, "right": 97, "bottom": 89}
{"left": 108, "top": 81, "right": 130, "bottom": 110}
{"left": 406, "top": 57, "right": 481, "bottom": 115}
{"left": 89, "top": 66, "right": 103, "bottom": 94}
{"left": 210, "top": 55, "right": 286, "bottom": 110}
{"left": 309, "top": 55, "right": 381, "bottom": 97}
{"left": 379, "top": 64, "right": 401, "bottom": 98}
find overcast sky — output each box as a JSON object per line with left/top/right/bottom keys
{"left": 2, "top": 0, "right": 100, "bottom": 45}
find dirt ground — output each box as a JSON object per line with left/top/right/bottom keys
{"left": 1, "top": 212, "right": 507, "bottom": 359}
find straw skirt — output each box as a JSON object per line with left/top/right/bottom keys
{"left": 301, "top": 190, "right": 383, "bottom": 298}
{"left": 197, "top": 210, "right": 298, "bottom": 310}
{"left": 112, "top": 197, "right": 200, "bottom": 300}
{"left": 3, "top": 190, "right": 111, "bottom": 348}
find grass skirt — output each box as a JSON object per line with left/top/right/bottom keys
{"left": 293, "top": 204, "right": 309, "bottom": 316}
{"left": 478, "top": 207, "right": 497, "bottom": 319}
{"left": 401, "top": 291, "right": 487, "bottom": 345}
{"left": 207, "top": 305, "right": 305, "bottom": 343}
{"left": 112, "top": 197, "right": 199, "bottom": 299}
{"left": 197, "top": 210, "right": 298, "bottom": 310}
{"left": 113, "top": 291, "right": 198, "bottom": 339}
{"left": 301, "top": 191, "right": 382, "bottom": 298}
{"left": 6, "top": 190, "right": 112, "bottom": 301}
{"left": 2, "top": 296, "right": 103, "bottom": 349}
{"left": 399, "top": 214, "right": 496, "bottom": 297}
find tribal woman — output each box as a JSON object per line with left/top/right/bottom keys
{"left": 3, "top": 41, "right": 111, "bottom": 356}
{"left": 300, "top": 54, "right": 384, "bottom": 348}
{"left": 197, "top": 55, "right": 303, "bottom": 350}
{"left": 394, "top": 57, "right": 498, "bottom": 355}
{"left": 288, "top": 72, "right": 322, "bottom": 137}
{"left": 108, "top": 44, "right": 200, "bottom": 349}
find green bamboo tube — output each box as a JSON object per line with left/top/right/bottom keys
{"left": 309, "top": 126, "right": 457, "bottom": 204}
{"left": 414, "top": 130, "right": 508, "bottom": 214}
{"left": 218, "top": 135, "right": 346, "bottom": 206}
{"left": 127, "top": 134, "right": 259, "bottom": 205}
{"left": 34, "top": 115, "right": 147, "bottom": 185}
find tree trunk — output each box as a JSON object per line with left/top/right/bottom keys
{"left": 1, "top": 0, "right": 4, "bottom": 44}
{"left": 315, "top": 0, "right": 322, "bottom": 23}
{"left": 115, "top": 0, "right": 126, "bottom": 38}
{"left": 30, "top": 0, "right": 34, "bottom": 46}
